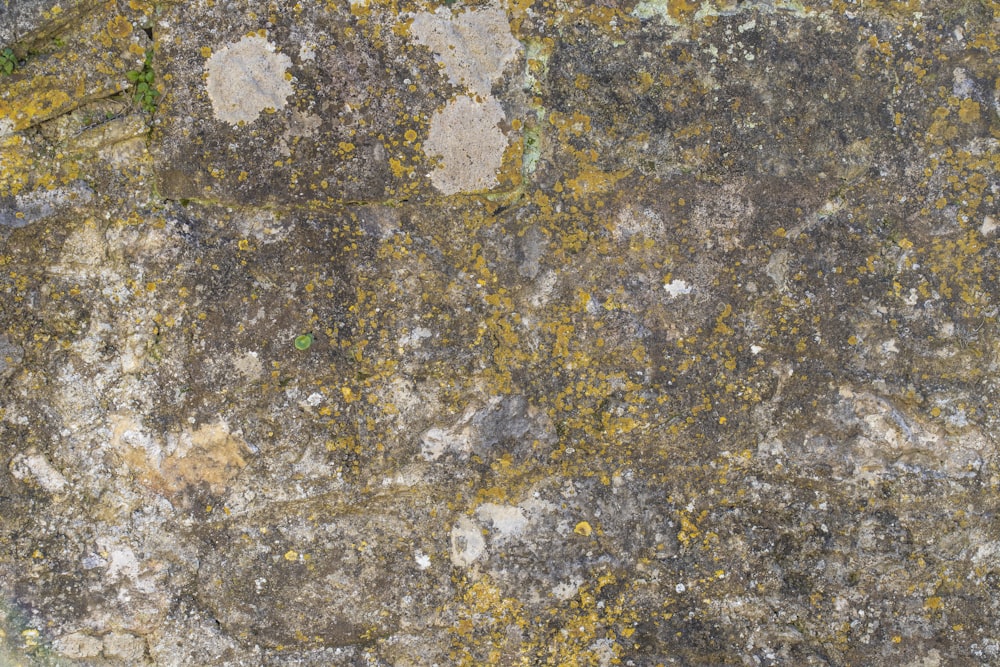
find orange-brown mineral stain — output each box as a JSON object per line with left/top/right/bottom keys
{"left": 112, "top": 417, "right": 249, "bottom": 497}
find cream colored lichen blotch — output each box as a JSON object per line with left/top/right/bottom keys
{"left": 409, "top": 1, "right": 522, "bottom": 98}
{"left": 410, "top": 1, "right": 521, "bottom": 195}
{"left": 425, "top": 95, "right": 508, "bottom": 195}
{"left": 205, "top": 35, "right": 294, "bottom": 126}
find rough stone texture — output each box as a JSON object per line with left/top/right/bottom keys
{"left": 0, "top": 0, "right": 94, "bottom": 51}
{"left": 1, "top": 0, "right": 1000, "bottom": 665}
{"left": 151, "top": 0, "right": 526, "bottom": 205}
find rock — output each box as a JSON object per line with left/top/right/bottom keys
{"left": 0, "top": 179, "right": 93, "bottom": 228}
{"left": 0, "top": 8, "right": 148, "bottom": 134}
{"left": 2, "top": 0, "right": 1000, "bottom": 664}
{"left": 0, "top": 334, "right": 23, "bottom": 379}
{"left": 51, "top": 631, "right": 102, "bottom": 659}
{"left": 0, "top": 0, "right": 94, "bottom": 49}
{"left": 102, "top": 631, "right": 147, "bottom": 662}
{"left": 195, "top": 494, "right": 452, "bottom": 649}
{"left": 449, "top": 515, "right": 486, "bottom": 567}
{"left": 151, "top": 0, "right": 526, "bottom": 205}
{"left": 475, "top": 502, "right": 528, "bottom": 542}
{"left": 9, "top": 451, "right": 68, "bottom": 495}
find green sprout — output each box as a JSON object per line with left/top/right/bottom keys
{"left": 126, "top": 49, "right": 159, "bottom": 112}
{"left": 0, "top": 48, "right": 16, "bottom": 75}
{"left": 294, "top": 333, "right": 314, "bottom": 351}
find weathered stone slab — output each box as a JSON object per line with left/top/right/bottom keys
{"left": 3, "top": 0, "right": 1000, "bottom": 665}
{"left": 152, "top": 0, "right": 527, "bottom": 205}
{"left": 539, "top": 10, "right": 895, "bottom": 192}
{"left": 0, "top": 8, "right": 149, "bottom": 134}
{"left": 0, "top": 0, "right": 93, "bottom": 48}
{"left": 195, "top": 494, "right": 453, "bottom": 649}
{"left": 0, "top": 179, "right": 92, "bottom": 228}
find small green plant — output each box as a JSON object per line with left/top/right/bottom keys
{"left": 126, "top": 49, "right": 159, "bottom": 112}
{"left": 0, "top": 48, "right": 17, "bottom": 75}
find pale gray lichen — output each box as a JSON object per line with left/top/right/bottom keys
{"left": 409, "top": 1, "right": 521, "bottom": 99}
{"left": 205, "top": 35, "right": 293, "bottom": 126}
{"left": 425, "top": 94, "right": 508, "bottom": 195}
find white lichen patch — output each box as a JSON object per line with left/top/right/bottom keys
{"left": 425, "top": 95, "right": 508, "bottom": 195}
{"left": 551, "top": 576, "right": 584, "bottom": 602}
{"left": 663, "top": 279, "right": 693, "bottom": 298}
{"left": 298, "top": 41, "right": 316, "bottom": 62}
{"left": 205, "top": 35, "right": 293, "bottom": 126}
{"left": 633, "top": 0, "right": 811, "bottom": 23}
{"left": 409, "top": 2, "right": 521, "bottom": 99}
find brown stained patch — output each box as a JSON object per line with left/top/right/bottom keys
{"left": 161, "top": 423, "right": 248, "bottom": 494}
{"left": 111, "top": 416, "right": 249, "bottom": 497}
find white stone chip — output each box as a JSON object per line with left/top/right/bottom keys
{"left": 9, "top": 452, "right": 68, "bottom": 494}
{"left": 663, "top": 279, "right": 693, "bottom": 298}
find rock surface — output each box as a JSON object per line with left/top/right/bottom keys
{"left": 1, "top": 0, "right": 1000, "bottom": 665}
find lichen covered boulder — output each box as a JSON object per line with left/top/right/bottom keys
{"left": 2, "top": 0, "right": 1000, "bottom": 665}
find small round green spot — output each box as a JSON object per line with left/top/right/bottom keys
{"left": 294, "top": 333, "right": 313, "bottom": 351}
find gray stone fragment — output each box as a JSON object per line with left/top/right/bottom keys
{"left": 0, "top": 180, "right": 93, "bottom": 228}
{"left": 102, "top": 630, "right": 147, "bottom": 662}
{"left": 51, "top": 631, "right": 102, "bottom": 659}
{"left": 0, "top": 334, "right": 23, "bottom": 379}
{"left": 9, "top": 451, "right": 68, "bottom": 494}
{"left": 449, "top": 515, "right": 486, "bottom": 567}
{"left": 0, "top": 0, "right": 93, "bottom": 47}
{"left": 471, "top": 394, "right": 550, "bottom": 458}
